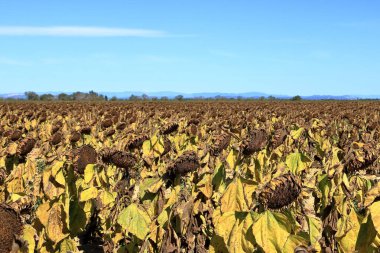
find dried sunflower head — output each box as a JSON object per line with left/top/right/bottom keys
{"left": 258, "top": 173, "right": 302, "bottom": 210}
{"left": 17, "top": 138, "right": 36, "bottom": 157}
{"left": 160, "top": 123, "right": 179, "bottom": 135}
{"left": 70, "top": 131, "right": 81, "bottom": 143}
{"left": 210, "top": 133, "right": 231, "bottom": 156}
{"left": 50, "top": 132, "right": 62, "bottom": 145}
{"left": 100, "top": 148, "right": 136, "bottom": 169}
{"left": 344, "top": 142, "right": 377, "bottom": 173}
{"left": 71, "top": 145, "right": 98, "bottom": 174}
{"left": 0, "top": 204, "right": 23, "bottom": 253}
{"left": 242, "top": 129, "right": 268, "bottom": 155}
{"left": 101, "top": 119, "right": 113, "bottom": 129}
{"left": 167, "top": 151, "right": 199, "bottom": 176}
{"left": 126, "top": 135, "right": 148, "bottom": 150}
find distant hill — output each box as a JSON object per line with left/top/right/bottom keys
{"left": 98, "top": 91, "right": 374, "bottom": 100}
{"left": 0, "top": 91, "right": 379, "bottom": 100}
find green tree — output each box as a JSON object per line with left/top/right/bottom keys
{"left": 141, "top": 94, "right": 149, "bottom": 100}
{"left": 57, "top": 93, "right": 72, "bottom": 100}
{"left": 175, "top": 95, "right": 184, "bottom": 101}
{"left": 25, "top": 91, "right": 39, "bottom": 100}
{"left": 72, "top": 92, "right": 85, "bottom": 100}
{"left": 129, "top": 94, "right": 141, "bottom": 101}
{"left": 40, "top": 94, "right": 55, "bottom": 101}
{"left": 291, "top": 95, "right": 302, "bottom": 101}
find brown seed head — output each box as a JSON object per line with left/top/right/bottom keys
{"left": 160, "top": 123, "right": 179, "bottom": 135}
{"left": 258, "top": 173, "right": 301, "bottom": 209}
{"left": 101, "top": 119, "right": 113, "bottom": 129}
{"left": 242, "top": 129, "right": 268, "bottom": 155}
{"left": 168, "top": 151, "right": 199, "bottom": 176}
{"left": 10, "top": 130, "right": 22, "bottom": 142}
{"left": 127, "top": 135, "right": 148, "bottom": 150}
{"left": 72, "top": 145, "right": 98, "bottom": 174}
{"left": 0, "top": 204, "right": 23, "bottom": 253}
{"left": 17, "top": 138, "right": 36, "bottom": 156}
{"left": 70, "top": 131, "right": 81, "bottom": 143}
{"left": 51, "top": 132, "right": 62, "bottom": 145}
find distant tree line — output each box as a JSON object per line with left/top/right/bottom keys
{"left": 24, "top": 91, "right": 108, "bottom": 101}
{"left": 11, "top": 91, "right": 304, "bottom": 101}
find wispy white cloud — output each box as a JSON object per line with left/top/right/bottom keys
{"left": 0, "top": 26, "right": 167, "bottom": 37}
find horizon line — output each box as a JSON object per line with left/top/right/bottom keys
{"left": 1, "top": 91, "right": 380, "bottom": 98}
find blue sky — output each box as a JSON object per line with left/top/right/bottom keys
{"left": 0, "top": 0, "right": 379, "bottom": 96}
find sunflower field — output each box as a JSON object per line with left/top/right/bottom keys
{"left": 0, "top": 101, "right": 380, "bottom": 253}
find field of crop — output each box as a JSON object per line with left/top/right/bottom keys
{"left": 0, "top": 101, "right": 380, "bottom": 253}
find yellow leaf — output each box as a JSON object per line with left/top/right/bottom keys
{"left": 31, "top": 119, "right": 37, "bottom": 129}
{"left": 24, "top": 120, "right": 31, "bottom": 131}
{"left": 55, "top": 170, "right": 66, "bottom": 186}
{"left": 154, "top": 136, "right": 166, "bottom": 155}
{"left": 118, "top": 203, "right": 151, "bottom": 240}
{"left": 307, "top": 216, "right": 322, "bottom": 247}
{"left": 84, "top": 164, "right": 96, "bottom": 184}
{"left": 214, "top": 211, "right": 237, "bottom": 246}
{"left": 251, "top": 211, "right": 291, "bottom": 252}
{"left": 36, "top": 202, "right": 51, "bottom": 227}
{"left": 286, "top": 152, "right": 310, "bottom": 174}
{"left": 6, "top": 168, "right": 25, "bottom": 193}
{"left": 240, "top": 178, "right": 257, "bottom": 208}
{"left": 142, "top": 140, "right": 152, "bottom": 156}
{"left": 369, "top": 202, "right": 380, "bottom": 234}
{"left": 290, "top": 127, "right": 304, "bottom": 140}
{"left": 157, "top": 208, "right": 169, "bottom": 227}
{"left": 59, "top": 238, "right": 79, "bottom": 252}
{"left": 47, "top": 203, "right": 68, "bottom": 243}
{"left": 364, "top": 182, "right": 380, "bottom": 208}
{"left": 52, "top": 161, "right": 64, "bottom": 177}
{"left": 139, "top": 177, "right": 164, "bottom": 198}
{"left": 21, "top": 225, "right": 37, "bottom": 253}
{"left": 213, "top": 211, "right": 255, "bottom": 253}
{"left": 356, "top": 214, "right": 378, "bottom": 253}
{"left": 197, "top": 174, "right": 213, "bottom": 198}
{"left": 80, "top": 187, "right": 98, "bottom": 202}
{"left": 164, "top": 186, "right": 180, "bottom": 209}
{"left": 336, "top": 209, "right": 361, "bottom": 252}
{"left": 220, "top": 178, "right": 249, "bottom": 212}
{"left": 0, "top": 157, "right": 5, "bottom": 168}
{"left": 43, "top": 168, "right": 64, "bottom": 199}
{"left": 99, "top": 190, "right": 116, "bottom": 206}
{"left": 226, "top": 149, "right": 238, "bottom": 170}
{"left": 10, "top": 192, "right": 24, "bottom": 202}
{"left": 150, "top": 132, "right": 158, "bottom": 146}
{"left": 283, "top": 234, "right": 309, "bottom": 252}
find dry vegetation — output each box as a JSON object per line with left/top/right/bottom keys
{"left": 0, "top": 101, "right": 380, "bottom": 252}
